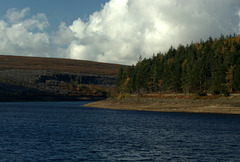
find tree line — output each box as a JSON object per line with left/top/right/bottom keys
{"left": 117, "top": 34, "right": 240, "bottom": 96}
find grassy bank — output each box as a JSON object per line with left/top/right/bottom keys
{"left": 84, "top": 94, "right": 240, "bottom": 115}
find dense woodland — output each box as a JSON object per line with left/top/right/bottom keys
{"left": 117, "top": 34, "right": 240, "bottom": 96}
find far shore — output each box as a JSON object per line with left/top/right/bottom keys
{"left": 0, "top": 96, "right": 106, "bottom": 102}
{"left": 84, "top": 94, "right": 240, "bottom": 115}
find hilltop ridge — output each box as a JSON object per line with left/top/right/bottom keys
{"left": 0, "top": 55, "right": 125, "bottom": 75}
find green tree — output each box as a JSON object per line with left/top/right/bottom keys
{"left": 210, "top": 56, "right": 225, "bottom": 94}
{"left": 116, "top": 34, "right": 240, "bottom": 96}
{"left": 225, "top": 65, "right": 235, "bottom": 93}
{"left": 234, "top": 59, "right": 240, "bottom": 91}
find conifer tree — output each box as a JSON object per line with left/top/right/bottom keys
{"left": 117, "top": 34, "right": 240, "bottom": 95}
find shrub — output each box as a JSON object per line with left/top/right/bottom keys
{"left": 211, "top": 89, "right": 221, "bottom": 95}
{"left": 117, "top": 93, "right": 124, "bottom": 100}
{"left": 197, "top": 91, "right": 207, "bottom": 96}
{"left": 222, "top": 89, "right": 230, "bottom": 97}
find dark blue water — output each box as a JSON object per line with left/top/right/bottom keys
{"left": 0, "top": 101, "right": 240, "bottom": 161}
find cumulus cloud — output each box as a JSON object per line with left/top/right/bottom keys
{"left": 0, "top": 8, "right": 50, "bottom": 57}
{"left": 1, "top": 0, "right": 240, "bottom": 65}
{"left": 238, "top": 9, "right": 240, "bottom": 32}
{"left": 5, "top": 8, "right": 29, "bottom": 23}
{"left": 56, "top": 0, "right": 240, "bottom": 64}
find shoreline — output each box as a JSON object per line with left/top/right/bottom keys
{"left": 0, "top": 96, "right": 106, "bottom": 102}
{"left": 84, "top": 96, "right": 240, "bottom": 115}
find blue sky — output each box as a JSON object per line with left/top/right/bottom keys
{"left": 0, "top": 0, "right": 109, "bottom": 32}
{"left": 0, "top": 0, "right": 240, "bottom": 65}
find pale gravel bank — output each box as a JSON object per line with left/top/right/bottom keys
{"left": 84, "top": 96, "right": 240, "bottom": 115}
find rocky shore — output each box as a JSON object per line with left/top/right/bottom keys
{"left": 84, "top": 95, "right": 240, "bottom": 115}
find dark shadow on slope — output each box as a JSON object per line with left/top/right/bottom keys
{"left": 0, "top": 81, "right": 106, "bottom": 102}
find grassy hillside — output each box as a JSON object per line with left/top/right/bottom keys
{"left": 0, "top": 55, "right": 125, "bottom": 75}
{"left": 0, "top": 55, "right": 126, "bottom": 101}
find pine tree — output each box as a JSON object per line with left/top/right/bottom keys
{"left": 117, "top": 34, "right": 240, "bottom": 95}
{"left": 225, "top": 65, "right": 235, "bottom": 93}
{"left": 234, "top": 59, "right": 240, "bottom": 91}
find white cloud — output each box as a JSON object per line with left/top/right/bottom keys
{"left": 59, "top": 0, "right": 240, "bottom": 64}
{"left": 22, "top": 13, "right": 49, "bottom": 31}
{"left": 238, "top": 9, "right": 240, "bottom": 33}
{"left": 0, "top": 8, "right": 50, "bottom": 57}
{"left": 1, "top": 1, "right": 240, "bottom": 65}
{"left": 5, "top": 8, "right": 30, "bottom": 23}
{"left": 53, "top": 22, "right": 75, "bottom": 46}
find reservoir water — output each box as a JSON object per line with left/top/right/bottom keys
{"left": 0, "top": 101, "right": 240, "bottom": 161}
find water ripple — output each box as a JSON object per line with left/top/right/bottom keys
{"left": 0, "top": 102, "right": 240, "bottom": 161}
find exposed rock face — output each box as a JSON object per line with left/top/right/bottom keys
{"left": 0, "top": 69, "right": 116, "bottom": 97}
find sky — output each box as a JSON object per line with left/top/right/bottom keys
{"left": 0, "top": 0, "right": 240, "bottom": 65}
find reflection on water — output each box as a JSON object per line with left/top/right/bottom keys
{"left": 0, "top": 101, "right": 240, "bottom": 161}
